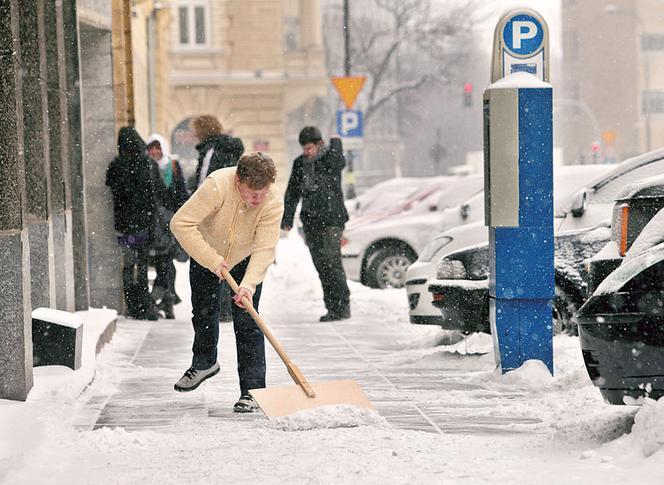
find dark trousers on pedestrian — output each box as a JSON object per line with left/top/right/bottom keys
{"left": 153, "top": 253, "right": 176, "bottom": 295}
{"left": 120, "top": 243, "right": 151, "bottom": 317}
{"left": 189, "top": 257, "right": 265, "bottom": 395}
{"left": 303, "top": 225, "right": 350, "bottom": 314}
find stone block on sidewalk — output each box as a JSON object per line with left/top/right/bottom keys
{"left": 32, "top": 308, "right": 83, "bottom": 370}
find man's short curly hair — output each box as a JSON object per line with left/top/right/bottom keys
{"left": 236, "top": 152, "right": 277, "bottom": 189}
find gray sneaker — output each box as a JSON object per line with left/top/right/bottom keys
{"left": 233, "top": 394, "right": 259, "bottom": 413}
{"left": 174, "top": 363, "right": 220, "bottom": 392}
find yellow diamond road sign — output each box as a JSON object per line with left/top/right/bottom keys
{"left": 331, "top": 76, "right": 366, "bottom": 109}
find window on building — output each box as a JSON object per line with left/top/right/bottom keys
{"left": 177, "top": 1, "right": 208, "bottom": 47}
{"left": 642, "top": 91, "right": 664, "bottom": 114}
{"left": 641, "top": 34, "right": 664, "bottom": 51}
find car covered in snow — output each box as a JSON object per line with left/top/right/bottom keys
{"left": 407, "top": 164, "right": 612, "bottom": 327}
{"left": 341, "top": 175, "right": 483, "bottom": 288}
{"left": 345, "top": 177, "right": 448, "bottom": 219}
{"left": 586, "top": 174, "right": 664, "bottom": 295}
{"left": 406, "top": 222, "right": 486, "bottom": 325}
{"left": 576, "top": 237, "right": 664, "bottom": 405}
{"left": 557, "top": 147, "right": 664, "bottom": 233}
{"left": 576, "top": 176, "right": 664, "bottom": 405}
{"left": 427, "top": 224, "right": 610, "bottom": 335}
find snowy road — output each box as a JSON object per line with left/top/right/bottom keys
{"left": 2, "top": 233, "right": 663, "bottom": 484}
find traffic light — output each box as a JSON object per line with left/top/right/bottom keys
{"left": 591, "top": 141, "right": 601, "bottom": 163}
{"left": 463, "top": 82, "right": 473, "bottom": 107}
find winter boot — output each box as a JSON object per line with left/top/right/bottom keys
{"left": 319, "top": 306, "right": 351, "bottom": 322}
{"left": 158, "top": 291, "right": 175, "bottom": 319}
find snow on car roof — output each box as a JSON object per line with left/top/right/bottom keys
{"left": 616, "top": 173, "right": 664, "bottom": 201}
{"left": 587, "top": 147, "right": 664, "bottom": 191}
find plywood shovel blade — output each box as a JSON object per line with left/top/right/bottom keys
{"left": 220, "top": 268, "right": 373, "bottom": 418}
{"left": 250, "top": 380, "right": 372, "bottom": 418}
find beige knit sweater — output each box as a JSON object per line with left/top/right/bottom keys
{"left": 170, "top": 167, "right": 284, "bottom": 294}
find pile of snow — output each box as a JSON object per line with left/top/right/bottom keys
{"left": 630, "top": 397, "right": 664, "bottom": 457}
{"left": 265, "top": 405, "right": 390, "bottom": 432}
{"left": 495, "top": 359, "right": 554, "bottom": 388}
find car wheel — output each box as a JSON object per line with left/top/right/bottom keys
{"left": 552, "top": 285, "right": 578, "bottom": 335}
{"left": 365, "top": 247, "right": 415, "bottom": 289}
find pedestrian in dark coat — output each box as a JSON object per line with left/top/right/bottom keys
{"left": 189, "top": 115, "right": 245, "bottom": 321}
{"left": 189, "top": 115, "right": 245, "bottom": 192}
{"left": 146, "top": 133, "right": 189, "bottom": 319}
{"left": 281, "top": 126, "right": 351, "bottom": 321}
{"left": 106, "top": 126, "right": 160, "bottom": 320}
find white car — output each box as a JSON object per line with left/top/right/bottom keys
{"left": 406, "top": 164, "right": 613, "bottom": 325}
{"left": 406, "top": 222, "right": 487, "bottom": 325}
{"left": 345, "top": 177, "right": 449, "bottom": 219}
{"left": 558, "top": 148, "right": 664, "bottom": 232}
{"left": 341, "top": 175, "right": 483, "bottom": 288}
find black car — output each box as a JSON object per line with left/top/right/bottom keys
{"left": 576, "top": 241, "right": 664, "bottom": 404}
{"left": 586, "top": 174, "right": 664, "bottom": 294}
{"left": 428, "top": 226, "right": 609, "bottom": 335}
{"left": 577, "top": 176, "right": 664, "bottom": 405}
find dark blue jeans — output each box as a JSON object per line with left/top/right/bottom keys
{"left": 189, "top": 257, "right": 265, "bottom": 395}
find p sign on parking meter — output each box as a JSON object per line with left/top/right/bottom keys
{"left": 491, "top": 9, "right": 549, "bottom": 83}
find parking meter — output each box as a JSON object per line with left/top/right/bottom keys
{"left": 484, "top": 9, "right": 554, "bottom": 374}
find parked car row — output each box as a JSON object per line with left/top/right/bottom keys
{"left": 340, "top": 147, "right": 664, "bottom": 406}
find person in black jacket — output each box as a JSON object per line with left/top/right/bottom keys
{"left": 190, "top": 115, "right": 245, "bottom": 321}
{"left": 189, "top": 115, "right": 245, "bottom": 192}
{"left": 281, "top": 126, "right": 351, "bottom": 321}
{"left": 106, "top": 127, "right": 160, "bottom": 320}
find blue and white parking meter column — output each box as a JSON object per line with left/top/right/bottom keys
{"left": 484, "top": 9, "right": 553, "bottom": 374}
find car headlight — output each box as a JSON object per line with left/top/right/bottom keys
{"left": 435, "top": 259, "right": 467, "bottom": 279}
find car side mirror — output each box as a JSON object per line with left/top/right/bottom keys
{"left": 570, "top": 190, "right": 587, "bottom": 218}
{"left": 429, "top": 204, "right": 437, "bottom": 212}
{"left": 460, "top": 203, "right": 470, "bottom": 219}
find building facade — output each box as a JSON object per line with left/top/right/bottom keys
{"left": 163, "top": 0, "right": 328, "bottom": 185}
{"left": 562, "top": 0, "right": 664, "bottom": 164}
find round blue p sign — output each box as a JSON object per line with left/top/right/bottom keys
{"left": 502, "top": 14, "right": 544, "bottom": 57}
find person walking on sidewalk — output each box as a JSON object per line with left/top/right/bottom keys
{"left": 146, "top": 133, "right": 189, "bottom": 319}
{"left": 281, "top": 126, "right": 351, "bottom": 322}
{"left": 106, "top": 127, "right": 160, "bottom": 321}
{"left": 170, "top": 153, "right": 283, "bottom": 413}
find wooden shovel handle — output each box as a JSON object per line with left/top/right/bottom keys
{"left": 220, "top": 268, "right": 316, "bottom": 398}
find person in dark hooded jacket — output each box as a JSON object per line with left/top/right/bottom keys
{"left": 106, "top": 127, "right": 160, "bottom": 320}
{"left": 281, "top": 126, "right": 351, "bottom": 322}
{"left": 189, "top": 115, "right": 245, "bottom": 321}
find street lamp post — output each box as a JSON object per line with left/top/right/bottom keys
{"left": 605, "top": 3, "right": 651, "bottom": 152}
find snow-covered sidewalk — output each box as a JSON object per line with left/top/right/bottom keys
{"left": 1, "top": 233, "right": 664, "bottom": 484}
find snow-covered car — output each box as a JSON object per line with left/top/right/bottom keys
{"left": 577, "top": 235, "right": 664, "bottom": 405}
{"left": 407, "top": 164, "right": 612, "bottom": 326}
{"left": 406, "top": 222, "right": 486, "bottom": 325}
{"left": 428, "top": 224, "right": 611, "bottom": 335}
{"left": 345, "top": 177, "right": 448, "bottom": 219}
{"left": 341, "top": 175, "right": 483, "bottom": 289}
{"left": 586, "top": 174, "right": 664, "bottom": 295}
{"left": 557, "top": 147, "right": 664, "bottom": 232}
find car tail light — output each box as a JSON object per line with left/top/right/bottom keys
{"left": 619, "top": 205, "right": 629, "bottom": 256}
{"left": 432, "top": 293, "right": 444, "bottom": 302}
